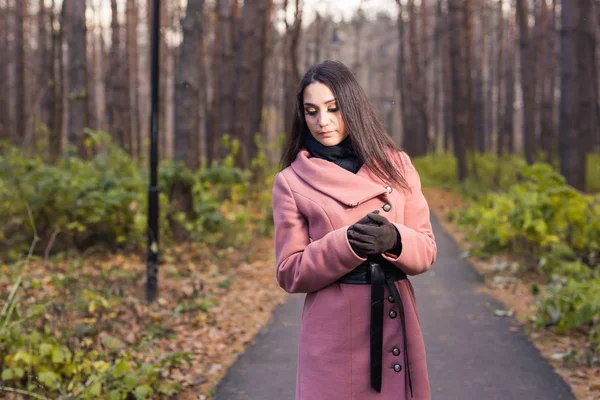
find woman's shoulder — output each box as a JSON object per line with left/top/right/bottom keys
{"left": 383, "top": 147, "right": 415, "bottom": 171}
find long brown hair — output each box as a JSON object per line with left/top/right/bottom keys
{"left": 279, "top": 60, "right": 410, "bottom": 192}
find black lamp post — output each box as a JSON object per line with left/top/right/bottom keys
{"left": 146, "top": 0, "right": 160, "bottom": 303}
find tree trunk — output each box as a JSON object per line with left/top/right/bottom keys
{"left": 420, "top": 0, "right": 430, "bottom": 153}
{"left": 516, "top": 0, "right": 537, "bottom": 163}
{"left": 126, "top": 0, "right": 140, "bottom": 158}
{"left": 174, "top": 0, "right": 204, "bottom": 170}
{"left": 48, "top": 0, "right": 64, "bottom": 160}
{"left": 575, "top": 0, "right": 596, "bottom": 186}
{"left": 442, "top": 1, "right": 452, "bottom": 153}
{"left": 67, "top": 0, "right": 89, "bottom": 156}
{"left": 37, "top": 0, "right": 50, "bottom": 133}
{"left": 559, "top": 0, "right": 583, "bottom": 189}
{"left": 540, "top": 0, "right": 557, "bottom": 163}
{"left": 462, "top": 0, "right": 475, "bottom": 152}
{"left": 396, "top": 0, "right": 409, "bottom": 149}
{"left": 283, "top": 0, "right": 303, "bottom": 136}
{"left": 473, "top": 0, "right": 486, "bottom": 153}
{"left": 107, "top": 0, "right": 131, "bottom": 153}
{"left": 0, "top": 0, "right": 8, "bottom": 142}
{"left": 404, "top": 0, "right": 421, "bottom": 155}
{"left": 432, "top": 0, "right": 443, "bottom": 150}
{"left": 233, "top": 0, "right": 273, "bottom": 170}
{"left": 503, "top": 18, "right": 517, "bottom": 154}
{"left": 15, "top": 0, "right": 26, "bottom": 144}
{"left": 448, "top": 0, "right": 469, "bottom": 181}
{"left": 208, "top": 0, "right": 237, "bottom": 165}
{"left": 495, "top": 0, "right": 505, "bottom": 156}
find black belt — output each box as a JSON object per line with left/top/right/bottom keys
{"left": 337, "top": 257, "right": 413, "bottom": 397}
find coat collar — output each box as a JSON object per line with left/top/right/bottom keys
{"left": 290, "top": 149, "right": 389, "bottom": 207}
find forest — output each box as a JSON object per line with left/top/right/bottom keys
{"left": 0, "top": 0, "right": 599, "bottom": 399}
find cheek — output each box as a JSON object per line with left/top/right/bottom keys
{"left": 305, "top": 116, "right": 317, "bottom": 132}
{"left": 335, "top": 115, "right": 345, "bottom": 131}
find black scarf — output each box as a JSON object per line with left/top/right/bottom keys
{"left": 302, "top": 130, "right": 363, "bottom": 174}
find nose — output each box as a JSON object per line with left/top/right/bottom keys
{"left": 318, "top": 111, "right": 330, "bottom": 128}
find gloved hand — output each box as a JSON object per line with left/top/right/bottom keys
{"left": 347, "top": 210, "right": 402, "bottom": 258}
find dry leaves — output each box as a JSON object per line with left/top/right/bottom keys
{"left": 0, "top": 237, "right": 288, "bottom": 399}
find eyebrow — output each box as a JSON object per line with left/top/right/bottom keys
{"left": 303, "top": 98, "right": 337, "bottom": 107}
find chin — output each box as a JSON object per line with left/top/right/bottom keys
{"left": 319, "top": 136, "right": 344, "bottom": 146}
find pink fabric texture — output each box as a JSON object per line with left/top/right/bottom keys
{"left": 272, "top": 148, "right": 437, "bottom": 400}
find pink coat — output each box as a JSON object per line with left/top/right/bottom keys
{"left": 272, "top": 148, "right": 437, "bottom": 400}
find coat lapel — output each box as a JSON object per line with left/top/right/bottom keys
{"left": 290, "top": 150, "right": 389, "bottom": 207}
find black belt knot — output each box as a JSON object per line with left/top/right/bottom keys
{"left": 337, "top": 258, "right": 413, "bottom": 397}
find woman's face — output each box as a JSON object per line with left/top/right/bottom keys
{"left": 302, "top": 82, "right": 348, "bottom": 146}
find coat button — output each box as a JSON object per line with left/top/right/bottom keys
{"left": 383, "top": 203, "right": 391, "bottom": 212}
{"left": 392, "top": 347, "right": 401, "bottom": 356}
{"left": 389, "top": 310, "right": 397, "bottom": 319}
{"left": 385, "top": 185, "right": 392, "bottom": 193}
{"left": 388, "top": 295, "right": 395, "bottom": 303}
{"left": 393, "top": 363, "right": 402, "bottom": 372}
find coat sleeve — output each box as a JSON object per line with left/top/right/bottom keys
{"left": 272, "top": 171, "right": 367, "bottom": 293}
{"left": 381, "top": 152, "right": 437, "bottom": 275}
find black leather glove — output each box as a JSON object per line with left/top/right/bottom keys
{"left": 347, "top": 210, "right": 402, "bottom": 258}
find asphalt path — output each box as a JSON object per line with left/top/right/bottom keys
{"left": 214, "top": 213, "right": 576, "bottom": 400}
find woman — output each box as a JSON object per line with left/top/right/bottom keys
{"left": 272, "top": 60, "right": 436, "bottom": 400}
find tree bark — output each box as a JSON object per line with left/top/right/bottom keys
{"left": 126, "top": 0, "right": 140, "bottom": 157}
{"left": 448, "top": 0, "right": 469, "bottom": 181}
{"left": 15, "top": 0, "right": 26, "bottom": 144}
{"left": 575, "top": 0, "right": 596, "bottom": 186}
{"left": 516, "top": 0, "right": 537, "bottom": 164}
{"left": 106, "top": 0, "right": 131, "bottom": 153}
{"left": 503, "top": 17, "right": 517, "bottom": 155}
{"left": 396, "top": 0, "right": 409, "bottom": 149}
{"left": 48, "top": 0, "right": 64, "bottom": 160}
{"left": 67, "top": 0, "right": 89, "bottom": 156}
{"left": 174, "top": 0, "right": 204, "bottom": 170}
{"left": 233, "top": 0, "right": 273, "bottom": 170}
{"left": 495, "top": 0, "right": 505, "bottom": 156}
{"left": 0, "top": 0, "right": 8, "bottom": 142}
{"left": 283, "top": 0, "right": 303, "bottom": 136}
{"left": 473, "top": 0, "right": 486, "bottom": 153}
{"left": 540, "top": 0, "right": 557, "bottom": 163}
{"left": 559, "top": 0, "right": 583, "bottom": 189}
{"left": 420, "top": 0, "right": 430, "bottom": 153}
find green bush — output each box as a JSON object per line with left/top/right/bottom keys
{"left": 455, "top": 163, "right": 600, "bottom": 266}
{"left": 534, "top": 277, "right": 600, "bottom": 361}
{"left": 0, "top": 278, "right": 182, "bottom": 399}
{"left": 0, "top": 131, "right": 276, "bottom": 262}
{"left": 415, "top": 152, "right": 600, "bottom": 362}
